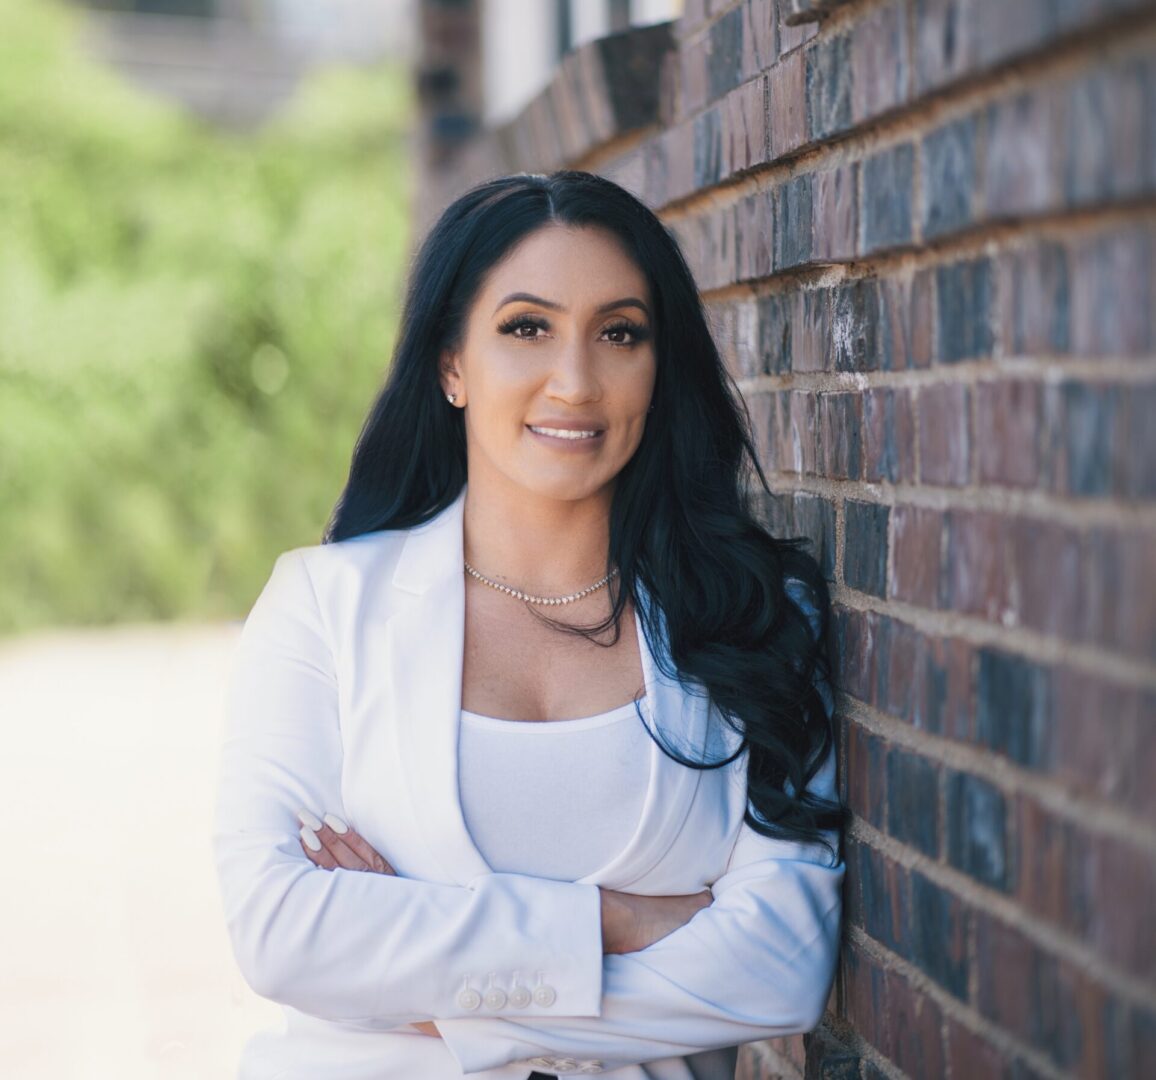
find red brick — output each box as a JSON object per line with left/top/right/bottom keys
{"left": 996, "top": 240, "right": 1072, "bottom": 358}
{"left": 975, "top": 379, "right": 1041, "bottom": 487}
{"left": 943, "top": 509, "right": 1013, "bottom": 622}
{"left": 680, "top": 33, "right": 711, "bottom": 118}
{"left": 777, "top": 0, "right": 820, "bottom": 57}
{"left": 889, "top": 504, "right": 944, "bottom": 607}
{"left": 876, "top": 617, "right": 935, "bottom": 731}
{"left": 862, "top": 386, "right": 916, "bottom": 483}
{"left": 880, "top": 967, "right": 946, "bottom": 1078}
{"left": 984, "top": 85, "right": 1064, "bottom": 218}
{"left": 768, "top": 50, "right": 807, "bottom": 159}
{"left": 917, "top": 382, "right": 971, "bottom": 485}
{"left": 741, "top": 0, "right": 779, "bottom": 82}
{"left": 1050, "top": 667, "right": 1141, "bottom": 809}
{"left": 910, "top": 267, "right": 935, "bottom": 368}
{"left": 945, "top": 1015, "right": 1019, "bottom": 1080}
{"left": 1014, "top": 794, "right": 1073, "bottom": 927}
{"left": 792, "top": 289, "right": 829, "bottom": 373}
{"left": 812, "top": 164, "right": 858, "bottom": 261}
{"left": 851, "top": 0, "right": 908, "bottom": 124}
{"left": 724, "top": 78, "right": 769, "bottom": 174}
{"left": 1069, "top": 225, "right": 1155, "bottom": 358}
{"left": 1006, "top": 517, "right": 1082, "bottom": 638}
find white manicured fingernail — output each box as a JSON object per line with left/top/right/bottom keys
{"left": 297, "top": 808, "right": 323, "bottom": 831}
{"left": 324, "top": 813, "right": 348, "bottom": 834}
{"left": 300, "top": 825, "right": 321, "bottom": 851}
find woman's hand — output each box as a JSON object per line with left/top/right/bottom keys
{"left": 296, "top": 808, "right": 397, "bottom": 874}
{"left": 599, "top": 886, "right": 714, "bottom": 955}
{"left": 296, "top": 809, "right": 440, "bottom": 1037}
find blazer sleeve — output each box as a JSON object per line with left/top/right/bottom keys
{"left": 435, "top": 579, "right": 844, "bottom": 1074}
{"left": 210, "top": 548, "right": 604, "bottom": 1025}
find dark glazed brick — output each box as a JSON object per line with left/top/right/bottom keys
{"left": 844, "top": 500, "right": 889, "bottom": 598}
{"left": 802, "top": 1028, "right": 860, "bottom": 1080}
{"left": 692, "top": 105, "right": 723, "bottom": 190}
{"left": 833, "top": 607, "right": 877, "bottom": 703}
{"left": 925, "top": 635, "right": 974, "bottom": 742}
{"left": 818, "top": 392, "right": 862, "bottom": 479}
{"left": 831, "top": 279, "right": 881, "bottom": 372}
{"left": 910, "top": 869, "right": 968, "bottom": 999}
{"left": 914, "top": 0, "right": 978, "bottom": 96}
{"left": 878, "top": 277, "right": 915, "bottom": 370}
{"left": 921, "top": 115, "right": 978, "bottom": 238}
{"left": 886, "top": 747, "right": 940, "bottom": 857}
{"left": 706, "top": 6, "right": 745, "bottom": 103}
{"left": 936, "top": 256, "right": 995, "bottom": 362}
{"left": 757, "top": 292, "right": 792, "bottom": 375}
{"left": 845, "top": 724, "right": 887, "bottom": 828}
{"left": 946, "top": 771, "right": 1011, "bottom": 891}
{"left": 1064, "top": 60, "right": 1149, "bottom": 205}
{"left": 1041, "top": 381, "right": 1120, "bottom": 497}
{"left": 976, "top": 649, "right": 1053, "bottom": 769}
{"left": 774, "top": 174, "right": 814, "bottom": 269}
{"left": 1069, "top": 226, "right": 1154, "bottom": 357}
{"left": 1119, "top": 384, "right": 1156, "bottom": 498}
{"left": 806, "top": 34, "right": 852, "bottom": 142}
{"left": 863, "top": 388, "right": 916, "bottom": 484}
{"left": 860, "top": 144, "right": 915, "bottom": 253}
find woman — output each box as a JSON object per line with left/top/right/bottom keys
{"left": 212, "top": 169, "right": 848, "bottom": 1080}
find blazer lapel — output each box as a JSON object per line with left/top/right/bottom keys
{"left": 387, "top": 487, "right": 491, "bottom": 885}
{"left": 385, "top": 485, "right": 717, "bottom": 891}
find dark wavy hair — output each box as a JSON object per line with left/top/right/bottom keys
{"left": 323, "top": 169, "right": 849, "bottom": 857}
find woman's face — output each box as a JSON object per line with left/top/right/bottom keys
{"left": 441, "top": 224, "right": 657, "bottom": 504}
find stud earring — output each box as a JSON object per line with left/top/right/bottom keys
{"left": 446, "top": 392, "right": 457, "bottom": 404}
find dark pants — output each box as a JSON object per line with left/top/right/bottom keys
{"left": 527, "top": 1073, "right": 557, "bottom": 1079}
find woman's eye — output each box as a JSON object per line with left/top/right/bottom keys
{"left": 603, "top": 320, "right": 650, "bottom": 347}
{"left": 497, "top": 316, "right": 548, "bottom": 341}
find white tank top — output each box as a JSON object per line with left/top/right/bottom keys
{"left": 457, "top": 699, "right": 652, "bottom": 881}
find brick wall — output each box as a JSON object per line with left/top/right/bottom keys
{"left": 416, "top": 1, "right": 1156, "bottom": 1076}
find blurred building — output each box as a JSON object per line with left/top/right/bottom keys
{"left": 69, "top": 0, "right": 417, "bottom": 129}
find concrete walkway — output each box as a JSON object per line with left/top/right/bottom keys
{"left": 0, "top": 620, "right": 280, "bottom": 1079}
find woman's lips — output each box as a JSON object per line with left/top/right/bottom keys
{"left": 526, "top": 424, "right": 605, "bottom": 449}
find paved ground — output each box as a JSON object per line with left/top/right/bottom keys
{"left": 0, "top": 620, "right": 281, "bottom": 1079}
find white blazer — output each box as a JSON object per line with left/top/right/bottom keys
{"left": 211, "top": 486, "right": 844, "bottom": 1080}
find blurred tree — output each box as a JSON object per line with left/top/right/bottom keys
{"left": 0, "top": 0, "right": 415, "bottom": 635}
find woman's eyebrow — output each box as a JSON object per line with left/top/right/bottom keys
{"left": 492, "top": 292, "right": 651, "bottom": 318}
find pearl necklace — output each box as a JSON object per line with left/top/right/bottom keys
{"left": 463, "top": 561, "right": 619, "bottom": 606}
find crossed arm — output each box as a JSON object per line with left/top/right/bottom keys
{"left": 211, "top": 550, "right": 844, "bottom": 1073}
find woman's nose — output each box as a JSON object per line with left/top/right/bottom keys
{"left": 545, "top": 342, "right": 601, "bottom": 403}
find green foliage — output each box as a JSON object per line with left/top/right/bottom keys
{"left": 0, "top": 0, "right": 415, "bottom": 635}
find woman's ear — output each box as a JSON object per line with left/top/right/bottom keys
{"left": 439, "top": 350, "right": 465, "bottom": 406}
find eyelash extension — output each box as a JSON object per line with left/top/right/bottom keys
{"left": 496, "top": 314, "right": 651, "bottom": 347}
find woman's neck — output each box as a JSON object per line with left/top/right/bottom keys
{"left": 461, "top": 475, "right": 614, "bottom": 595}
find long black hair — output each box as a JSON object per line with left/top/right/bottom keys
{"left": 324, "top": 170, "right": 849, "bottom": 857}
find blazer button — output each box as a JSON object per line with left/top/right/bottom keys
{"left": 508, "top": 985, "right": 532, "bottom": 1008}
{"left": 532, "top": 984, "right": 557, "bottom": 1007}
{"left": 483, "top": 987, "right": 507, "bottom": 1010}
{"left": 456, "top": 988, "right": 482, "bottom": 1011}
